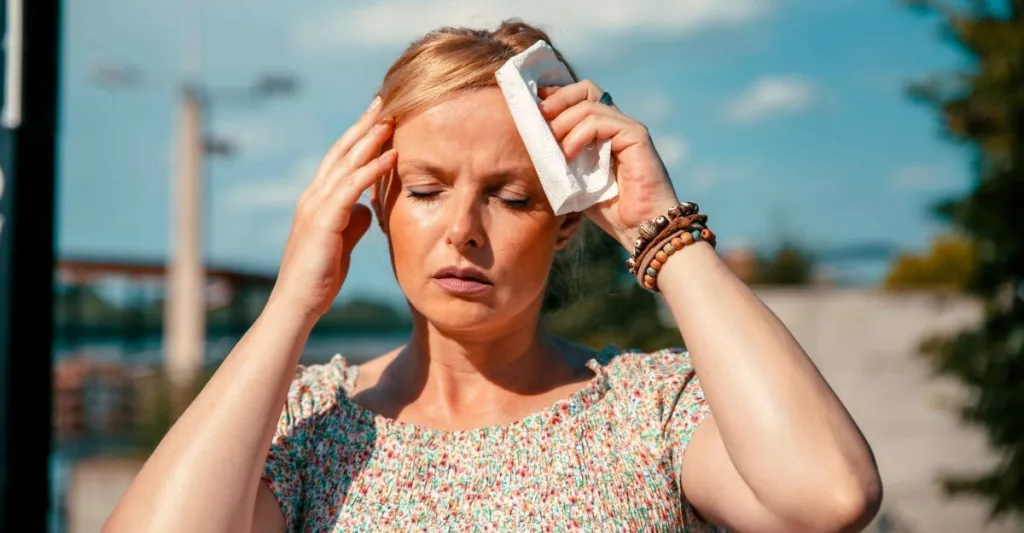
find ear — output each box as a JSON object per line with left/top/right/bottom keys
{"left": 554, "top": 212, "right": 584, "bottom": 251}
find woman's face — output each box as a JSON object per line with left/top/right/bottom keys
{"left": 379, "top": 88, "right": 576, "bottom": 334}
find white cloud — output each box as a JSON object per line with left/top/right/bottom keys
{"left": 654, "top": 135, "right": 689, "bottom": 166}
{"left": 226, "top": 156, "right": 320, "bottom": 210}
{"left": 683, "top": 162, "right": 751, "bottom": 192}
{"left": 214, "top": 117, "right": 280, "bottom": 157}
{"left": 632, "top": 91, "right": 673, "bottom": 124}
{"left": 295, "top": 0, "right": 772, "bottom": 52}
{"left": 889, "top": 163, "right": 959, "bottom": 191}
{"left": 724, "top": 76, "right": 816, "bottom": 123}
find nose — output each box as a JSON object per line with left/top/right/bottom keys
{"left": 443, "top": 189, "right": 486, "bottom": 252}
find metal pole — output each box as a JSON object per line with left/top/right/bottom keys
{"left": 0, "top": 0, "right": 60, "bottom": 528}
{"left": 163, "top": 86, "right": 205, "bottom": 398}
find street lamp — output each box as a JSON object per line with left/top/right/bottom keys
{"left": 92, "top": 66, "right": 299, "bottom": 392}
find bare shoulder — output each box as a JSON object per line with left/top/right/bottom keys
{"left": 350, "top": 346, "right": 404, "bottom": 395}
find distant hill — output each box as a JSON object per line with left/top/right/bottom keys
{"left": 53, "top": 284, "right": 411, "bottom": 340}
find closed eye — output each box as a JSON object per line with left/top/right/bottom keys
{"left": 498, "top": 197, "right": 530, "bottom": 209}
{"left": 407, "top": 190, "right": 441, "bottom": 202}
{"left": 407, "top": 190, "right": 531, "bottom": 211}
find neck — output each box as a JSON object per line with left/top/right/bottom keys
{"left": 389, "top": 298, "right": 579, "bottom": 420}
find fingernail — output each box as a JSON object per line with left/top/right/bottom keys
{"left": 368, "top": 96, "right": 382, "bottom": 110}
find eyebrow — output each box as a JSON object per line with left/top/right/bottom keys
{"left": 397, "top": 160, "right": 454, "bottom": 181}
{"left": 397, "top": 159, "right": 536, "bottom": 184}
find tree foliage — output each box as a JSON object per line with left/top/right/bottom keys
{"left": 754, "top": 242, "right": 815, "bottom": 286}
{"left": 905, "top": 0, "right": 1024, "bottom": 519}
{"left": 542, "top": 223, "right": 683, "bottom": 352}
{"left": 884, "top": 233, "right": 977, "bottom": 291}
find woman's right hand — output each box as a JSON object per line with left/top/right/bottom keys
{"left": 267, "top": 97, "right": 396, "bottom": 319}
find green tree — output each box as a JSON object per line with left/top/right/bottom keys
{"left": 905, "top": 0, "right": 1024, "bottom": 519}
{"left": 754, "top": 242, "right": 815, "bottom": 286}
{"left": 317, "top": 297, "right": 413, "bottom": 332}
{"left": 884, "top": 233, "right": 977, "bottom": 291}
{"left": 542, "top": 223, "right": 682, "bottom": 352}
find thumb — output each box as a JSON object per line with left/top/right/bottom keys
{"left": 341, "top": 203, "right": 373, "bottom": 257}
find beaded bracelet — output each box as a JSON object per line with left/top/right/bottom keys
{"left": 635, "top": 224, "right": 716, "bottom": 292}
{"left": 625, "top": 201, "right": 700, "bottom": 275}
{"left": 624, "top": 202, "right": 716, "bottom": 292}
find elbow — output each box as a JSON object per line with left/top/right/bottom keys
{"left": 830, "top": 475, "right": 883, "bottom": 532}
{"left": 804, "top": 471, "right": 884, "bottom": 533}
{"left": 770, "top": 466, "right": 883, "bottom": 533}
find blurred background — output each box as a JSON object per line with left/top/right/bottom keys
{"left": 1, "top": 0, "right": 1023, "bottom": 532}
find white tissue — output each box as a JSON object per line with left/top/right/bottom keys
{"left": 495, "top": 40, "right": 618, "bottom": 216}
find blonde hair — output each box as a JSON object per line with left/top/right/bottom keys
{"left": 372, "top": 20, "right": 586, "bottom": 310}
{"left": 376, "top": 20, "right": 578, "bottom": 122}
{"left": 372, "top": 20, "right": 577, "bottom": 227}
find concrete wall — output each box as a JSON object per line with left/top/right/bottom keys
{"left": 749, "top": 288, "right": 1021, "bottom": 533}
{"left": 65, "top": 456, "right": 144, "bottom": 533}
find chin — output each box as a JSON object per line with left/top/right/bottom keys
{"left": 407, "top": 284, "right": 534, "bottom": 334}
{"left": 413, "top": 298, "right": 502, "bottom": 332}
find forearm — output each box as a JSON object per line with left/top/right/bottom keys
{"left": 657, "top": 242, "right": 878, "bottom": 518}
{"left": 104, "top": 304, "right": 316, "bottom": 533}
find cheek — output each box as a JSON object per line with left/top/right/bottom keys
{"left": 385, "top": 195, "right": 560, "bottom": 287}
{"left": 386, "top": 198, "right": 439, "bottom": 262}
{"left": 490, "top": 216, "right": 560, "bottom": 278}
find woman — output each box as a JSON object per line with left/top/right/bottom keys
{"left": 105, "top": 21, "right": 881, "bottom": 532}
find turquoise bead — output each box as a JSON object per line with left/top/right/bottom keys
{"left": 691, "top": 229, "right": 701, "bottom": 240}
{"left": 646, "top": 267, "right": 658, "bottom": 277}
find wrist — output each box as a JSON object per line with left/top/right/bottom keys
{"left": 616, "top": 226, "right": 640, "bottom": 251}
{"left": 262, "top": 294, "right": 322, "bottom": 332}
{"left": 657, "top": 240, "right": 718, "bottom": 281}
{"left": 626, "top": 205, "right": 716, "bottom": 292}
{"left": 615, "top": 198, "right": 687, "bottom": 251}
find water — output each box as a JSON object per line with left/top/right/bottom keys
{"left": 48, "top": 329, "right": 409, "bottom": 533}
{"left": 54, "top": 329, "right": 410, "bottom": 365}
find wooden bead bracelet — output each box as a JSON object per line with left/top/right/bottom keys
{"left": 625, "top": 201, "right": 699, "bottom": 275}
{"left": 635, "top": 224, "right": 716, "bottom": 291}
{"left": 625, "top": 202, "right": 717, "bottom": 292}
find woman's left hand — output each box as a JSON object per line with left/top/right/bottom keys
{"left": 539, "top": 80, "right": 681, "bottom": 250}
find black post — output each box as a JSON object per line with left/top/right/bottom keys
{"left": 0, "top": 0, "right": 62, "bottom": 530}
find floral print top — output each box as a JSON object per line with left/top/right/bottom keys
{"left": 262, "top": 346, "right": 719, "bottom": 532}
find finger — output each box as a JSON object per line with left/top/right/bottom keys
{"left": 330, "top": 148, "right": 398, "bottom": 209}
{"left": 538, "top": 80, "right": 604, "bottom": 120}
{"left": 561, "top": 114, "right": 642, "bottom": 161}
{"left": 340, "top": 203, "right": 373, "bottom": 257}
{"left": 548, "top": 100, "right": 621, "bottom": 142}
{"left": 537, "top": 86, "right": 561, "bottom": 99}
{"left": 324, "top": 119, "right": 394, "bottom": 189}
{"left": 315, "top": 96, "right": 383, "bottom": 182}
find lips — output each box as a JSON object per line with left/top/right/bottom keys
{"left": 433, "top": 266, "right": 491, "bottom": 284}
{"left": 432, "top": 266, "right": 493, "bottom": 295}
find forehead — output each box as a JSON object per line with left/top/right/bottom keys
{"left": 392, "top": 88, "right": 532, "bottom": 170}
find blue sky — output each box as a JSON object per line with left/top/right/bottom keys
{"left": 57, "top": 0, "right": 971, "bottom": 304}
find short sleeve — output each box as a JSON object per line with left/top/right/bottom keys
{"left": 654, "top": 349, "right": 711, "bottom": 485}
{"left": 652, "top": 349, "right": 716, "bottom": 530}
{"left": 610, "top": 347, "right": 713, "bottom": 530}
{"left": 261, "top": 359, "right": 349, "bottom": 532}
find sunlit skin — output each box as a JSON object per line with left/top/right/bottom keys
{"left": 383, "top": 89, "right": 573, "bottom": 335}
{"left": 358, "top": 89, "right": 593, "bottom": 431}
{"left": 103, "top": 76, "right": 881, "bottom": 533}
